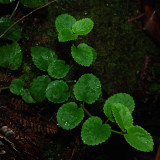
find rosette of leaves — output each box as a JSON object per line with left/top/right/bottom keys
{"left": 46, "top": 80, "right": 70, "bottom": 103}
{"left": 19, "top": 0, "right": 48, "bottom": 8}
{"left": 30, "top": 75, "right": 51, "bottom": 102}
{"left": 0, "top": 0, "right": 15, "bottom": 4}
{"left": 0, "top": 42, "right": 22, "bottom": 70}
{"left": 0, "top": 17, "right": 21, "bottom": 41}
{"left": 71, "top": 43, "right": 97, "bottom": 66}
{"left": 81, "top": 116, "right": 111, "bottom": 145}
{"left": 48, "top": 59, "right": 70, "bottom": 79}
{"left": 55, "top": 14, "right": 94, "bottom": 42}
{"left": 103, "top": 93, "right": 135, "bottom": 122}
{"left": 57, "top": 102, "right": 84, "bottom": 130}
{"left": 73, "top": 73, "right": 101, "bottom": 104}
{"left": 31, "top": 46, "right": 58, "bottom": 71}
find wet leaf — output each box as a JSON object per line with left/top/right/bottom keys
{"left": 46, "top": 80, "right": 70, "bottom": 103}
{"left": 124, "top": 126, "right": 154, "bottom": 152}
{"left": 103, "top": 93, "right": 135, "bottom": 122}
{"left": 55, "top": 14, "right": 76, "bottom": 33}
{"left": 111, "top": 103, "right": 133, "bottom": 131}
{"left": 81, "top": 116, "right": 111, "bottom": 145}
{"left": 71, "top": 43, "right": 94, "bottom": 66}
{"left": 73, "top": 73, "right": 101, "bottom": 104}
{"left": 48, "top": 60, "right": 70, "bottom": 79}
{"left": 57, "top": 102, "right": 84, "bottom": 130}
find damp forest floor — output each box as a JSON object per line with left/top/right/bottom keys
{"left": 1, "top": 0, "right": 160, "bottom": 160}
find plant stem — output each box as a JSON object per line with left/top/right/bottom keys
{"left": 104, "top": 118, "right": 109, "bottom": 124}
{"left": 111, "top": 129, "right": 124, "bottom": 135}
{"left": 81, "top": 104, "right": 92, "bottom": 117}
{"left": 0, "top": 86, "right": 10, "bottom": 90}
{"left": 9, "top": 1, "right": 20, "bottom": 19}
{"left": 0, "top": 0, "right": 57, "bottom": 39}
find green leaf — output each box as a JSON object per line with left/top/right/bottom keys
{"left": 111, "top": 103, "right": 133, "bottom": 131}
{"left": 58, "top": 28, "right": 78, "bottom": 42}
{"left": 73, "top": 73, "right": 101, "bottom": 104}
{"left": 81, "top": 116, "right": 111, "bottom": 145}
{"left": 0, "top": 17, "right": 21, "bottom": 41}
{"left": 72, "top": 18, "right": 94, "bottom": 35}
{"left": 55, "top": 14, "right": 76, "bottom": 33}
{"left": 0, "top": 0, "right": 15, "bottom": 4}
{"left": 31, "top": 46, "right": 58, "bottom": 71}
{"left": 124, "top": 126, "right": 154, "bottom": 152}
{"left": 21, "top": 89, "right": 36, "bottom": 103}
{"left": 0, "top": 42, "right": 22, "bottom": 70}
{"left": 48, "top": 60, "right": 70, "bottom": 79}
{"left": 57, "top": 102, "right": 84, "bottom": 130}
{"left": 9, "top": 79, "right": 24, "bottom": 95}
{"left": 30, "top": 75, "right": 51, "bottom": 102}
{"left": 19, "top": 0, "right": 48, "bottom": 8}
{"left": 103, "top": 93, "right": 135, "bottom": 122}
{"left": 46, "top": 80, "right": 70, "bottom": 103}
{"left": 90, "top": 46, "right": 97, "bottom": 63}
{"left": 71, "top": 43, "right": 94, "bottom": 66}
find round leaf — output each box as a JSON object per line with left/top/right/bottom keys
{"left": 46, "top": 80, "right": 70, "bottom": 103}
{"left": 48, "top": 60, "right": 70, "bottom": 79}
{"left": 81, "top": 116, "right": 111, "bottom": 145}
{"left": 103, "top": 93, "right": 135, "bottom": 122}
{"left": 21, "top": 89, "right": 36, "bottom": 103}
{"left": 57, "top": 102, "right": 84, "bottom": 130}
{"left": 111, "top": 103, "right": 133, "bottom": 131}
{"left": 58, "top": 28, "right": 78, "bottom": 42}
{"left": 30, "top": 75, "right": 51, "bottom": 102}
{"left": 124, "top": 126, "right": 154, "bottom": 152}
{"left": 0, "top": 42, "right": 22, "bottom": 70}
{"left": 0, "top": 17, "right": 21, "bottom": 41}
{"left": 71, "top": 43, "right": 93, "bottom": 66}
{"left": 72, "top": 18, "right": 94, "bottom": 35}
{"left": 19, "top": 0, "right": 48, "bottom": 8}
{"left": 31, "top": 46, "right": 58, "bottom": 71}
{"left": 0, "top": 0, "right": 15, "bottom": 4}
{"left": 55, "top": 14, "right": 76, "bottom": 33}
{"left": 10, "top": 79, "right": 24, "bottom": 95}
{"left": 73, "top": 73, "right": 101, "bottom": 104}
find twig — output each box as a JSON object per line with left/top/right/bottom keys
{"left": 0, "top": 0, "right": 57, "bottom": 39}
{"left": 128, "top": 13, "right": 145, "bottom": 22}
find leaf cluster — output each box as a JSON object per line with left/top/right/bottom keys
{"left": 55, "top": 14, "right": 97, "bottom": 67}
{"left": 57, "top": 92, "right": 153, "bottom": 152}
{"left": 0, "top": 10, "right": 154, "bottom": 153}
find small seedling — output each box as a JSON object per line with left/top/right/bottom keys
{"left": 55, "top": 13, "right": 97, "bottom": 67}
